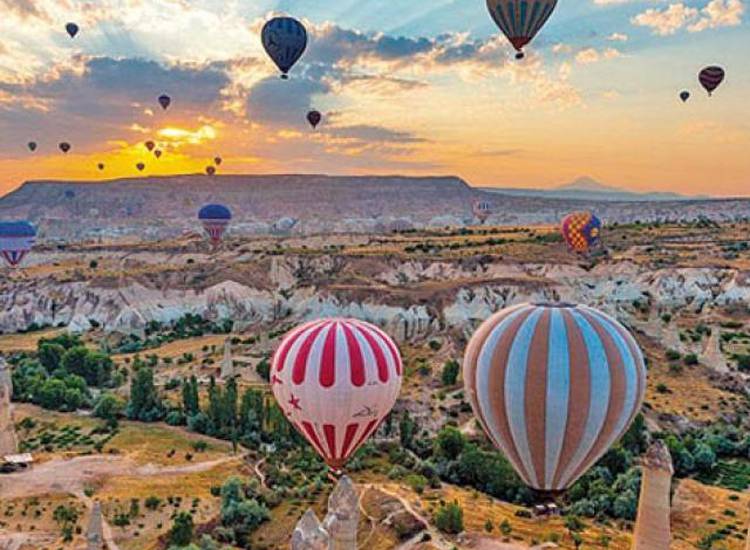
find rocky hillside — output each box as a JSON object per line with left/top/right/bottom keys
{"left": 3, "top": 174, "right": 750, "bottom": 241}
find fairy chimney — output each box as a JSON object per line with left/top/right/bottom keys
{"left": 292, "top": 476, "right": 359, "bottom": 550}
{"left": 292, "top": 509, "right": 329, "bottom": 550}
{"left": 86, "top": 501, "right": 104, "bottom": 550}
{"left": 322, "top": 476, "right": 359, "bottom": 550}
{"left": 0, "top": 357, "right": 18, "bottom": 456}
{"left": 632, "top": 440, "right": 673, "bottom": 550}
{"left": 220, "top": 338, "right": 235, "bottom": 379}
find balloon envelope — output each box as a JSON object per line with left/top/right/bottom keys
{"left": 198, "top": 204, "right": 231, "bottom": 243}
{"left": 271, "top": 318, "right": 403, "bottom": 470}
{"left": 158, "top": 94, "right": 171, "bottom": 110}
{"left": 561, "top": 211, "right": 602, "bottom": 253}
{"left": 136, "top": 163, "right": 145, "bottom": 172}
{"left": 27, "top": 142, "right": 37, "bottom": 152}
{"left": 214, "top": 156, "right": 222, "bottom": 166}
{"left": 307, "top": 110, "right": 322, "bottom": 129}
{"left": 65, "top": 23, "right": 79, "bottom": 38}
{"left": 154, "top": 150, "right": 162, "bottom": 159}
{"left": 59, "top": 142, "right": 71, "bottom": 153}
{"left": 679, "top": 91, "right": 690, "bottom": 102}
{"left": 463, "top": 302, "right": 646, "bottom": 492}
{"left": 262, "top": 17, "right": 308, "bottom": 78}
{"left": 205, "top": 166, "right": 216, "bottom": 176}
{"left": 145, "top": 141, "right": 155, "bottom": 152}
{"left": 699, "top": 66, "right": 724, "bottom": 96}
{"left": 97, "top": 163, "right": 105, "bottom": 170}
{"left": 0, "top": 221, "right": 37, "bottom": 267}
{"left": 486, "top": 0, "right": 557, "bottom": 56}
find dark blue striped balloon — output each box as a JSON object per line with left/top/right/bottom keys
{"left": 262, "top": 17, "right": 308, "bottom": 79}
{"left": 198, "top": 204, "right": 231, "bottom": 221}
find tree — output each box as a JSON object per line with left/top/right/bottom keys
{"left": 93, "top": 393, "right": 124, "bottom": 428}
{"left": 436, "top": 426, "right": 465, "bottom": 460}
{"left": 182, "top": 376, "right": 200, "bottom": 417}
{"left": 499, "top": 519, "right": 512, "bottom": 536}
{"left": 169, "top": 512, "right": 194, "bottom": 547}
{"left": 399, "top": 411, "right": 416, "bottom": 450}
{"left": 441, "top": 360, "right": 460, "bottom": 386}
{"left": 435, "top": 501, "right": 463, "bottom": 534}
{"left": 38, "top": 343, "right": 65, "bottom": 372}
{"left": 127, "top": 366, "right": 164, "bottom": 421}
{"left": 693, "top": 443, "right": 717, "bottom": 474}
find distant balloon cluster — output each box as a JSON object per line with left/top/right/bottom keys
{"left": 679, "top": 66, "right": 725, "bottom": 103}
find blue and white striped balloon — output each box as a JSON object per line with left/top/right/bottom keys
{"left": 262, "top": 17, "right": 308, "bottom": 79}
{"left": 463, "top": 302, "right": 646, "bottom": 492}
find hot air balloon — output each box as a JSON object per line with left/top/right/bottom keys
{"left": 679, "top": 91, "right": 690, "bottom": 103}
{"left": 65, "top": 23, "right": 79, "bottom": 38}
{"left": 699, "top": 66, "right": 725, "bottom": 96}
{"left": 97, "top": 163, "right": 105, "bottom": 171}
{"left": 463, "top": 302, "right": 646, "bottom": 493}
{"left": 27, "top": 142, "right": 37, "bottom": 152}
{"left": 262, "top": 17, "right": 308, "bottom": 79}
{"left": 59, "top": 142, "right": 71, "bottom": 154}
{"left": 154, "top": 150, "right": 162, "bottom": 159}
{"left": 0, "top": 221, "right": 37, "bottom": 267}
{"left": 271, "top": 318, "right": 403, "bottom": 471}
{"left": 473, "top": 200, "right": 492, "bottom": 223}
{"left": 307, "top": 110, "right": 322, "bottom": 129}
{"left": 205, "top": 166, "right": 216, "bottom": 176}
{"left": 158, "top": 94, "right": 171, "bottom": 110}
{"left": 213, "top": 156, "right": 222, "bottom": 166}
{"left": 136, "top": 162, "right": 145, "bottom": 172}
{"left": 486, "top": 0, "right": 557, "bottom": 60}
{"left": 561, "top": 211, "right": 602, "bottom": 253}
{"left": 145, "top": 141, "right": 155, "bottom": 152}
{"left": 198, "top": 204, "right": 231, "bottom": 244}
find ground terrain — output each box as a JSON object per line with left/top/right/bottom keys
{"left": 2, "top": 220, "right": 750, "bottom": 548}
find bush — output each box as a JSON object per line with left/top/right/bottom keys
{"left": 435, "top": 501, "right": 464, "bottom": 534}
{"left": 441, "top": 360, "right": 460, "bottom": 386}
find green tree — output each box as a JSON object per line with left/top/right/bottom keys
{"left": 435, "top": 501, "right": 464, "bottom": 534}
{"left": 182, "top": 375, "right": 200, "bottom": 417}
{"left": 127, "top": 366, "right": 164, "bottom": 421}
{"left": 93, "top": 392, "right": 124, "bottom": 428}
{"left": 436, "top": 426, "right": 465, "bottom": 460}
{"left": 38, "top": 343, "right": 65, "bottom": 372}
{"left": 441, "top": 360, "right": 460, "bottom": 386}
{"left": 169, "top": 512, "right": 194, "bottom": 547}
{"left": 399, "top": 411, "right": 416, "bottom": 450}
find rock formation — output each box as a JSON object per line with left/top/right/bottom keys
{"left": 292, "top": 476, "right": 359, "bottom": 550}
{"left": 0, "top": 356, "right": 17, "bottom": 456}
{"left": 220, "top": 338, "right": 235, "bottom": 380}
{"left": 86, "top": 500, "right": 104, "bottom": 550}
{"left": 632, "top": 440, "right": 673, "bottom": 550}
{"left": 291, "top": 509, "right": 329, "bottom": 550}
{"left": 322, "top": 476, "right": 359, "bottom": 550}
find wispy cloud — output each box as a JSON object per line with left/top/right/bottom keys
{"left": 632, "top": 0, "right": 743, "bottom": 35}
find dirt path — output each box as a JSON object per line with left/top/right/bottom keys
{"left": 0, "top": 453, "right": 241, "bottom": 499}
{"left": 362, "top": 483, "right": 454, "bottom": 550}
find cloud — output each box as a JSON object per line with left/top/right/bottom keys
{"left": 688, "top": 0, "right": 744, "bottom": 31}
{"left": 632, "top": 0, "right": 743, "bottom": 35}
{"left": 607, "top": 32, "right": 629, "bottom": 41}
{"left": 245, "top": 75, "right": 329, "bottom": 126}
{"left": 0, "top": 0, "right": 47, "bottom": 20}
{"left": 632, "top": 4, "right": 699, "bottom": 35}
{"left": 574, "top": 47, "right": 622, "bottom": 64}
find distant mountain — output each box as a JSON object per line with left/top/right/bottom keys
{"left": 483, "top": 176, "right": 709, "bottom": 202}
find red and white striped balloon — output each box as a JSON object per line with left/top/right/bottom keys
{"left": 271, "top": 318, "right": 403, "bottom": 470}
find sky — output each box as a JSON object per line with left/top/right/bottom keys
{"left": 0, "top": 0, "right": 748, "bottom": 196}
